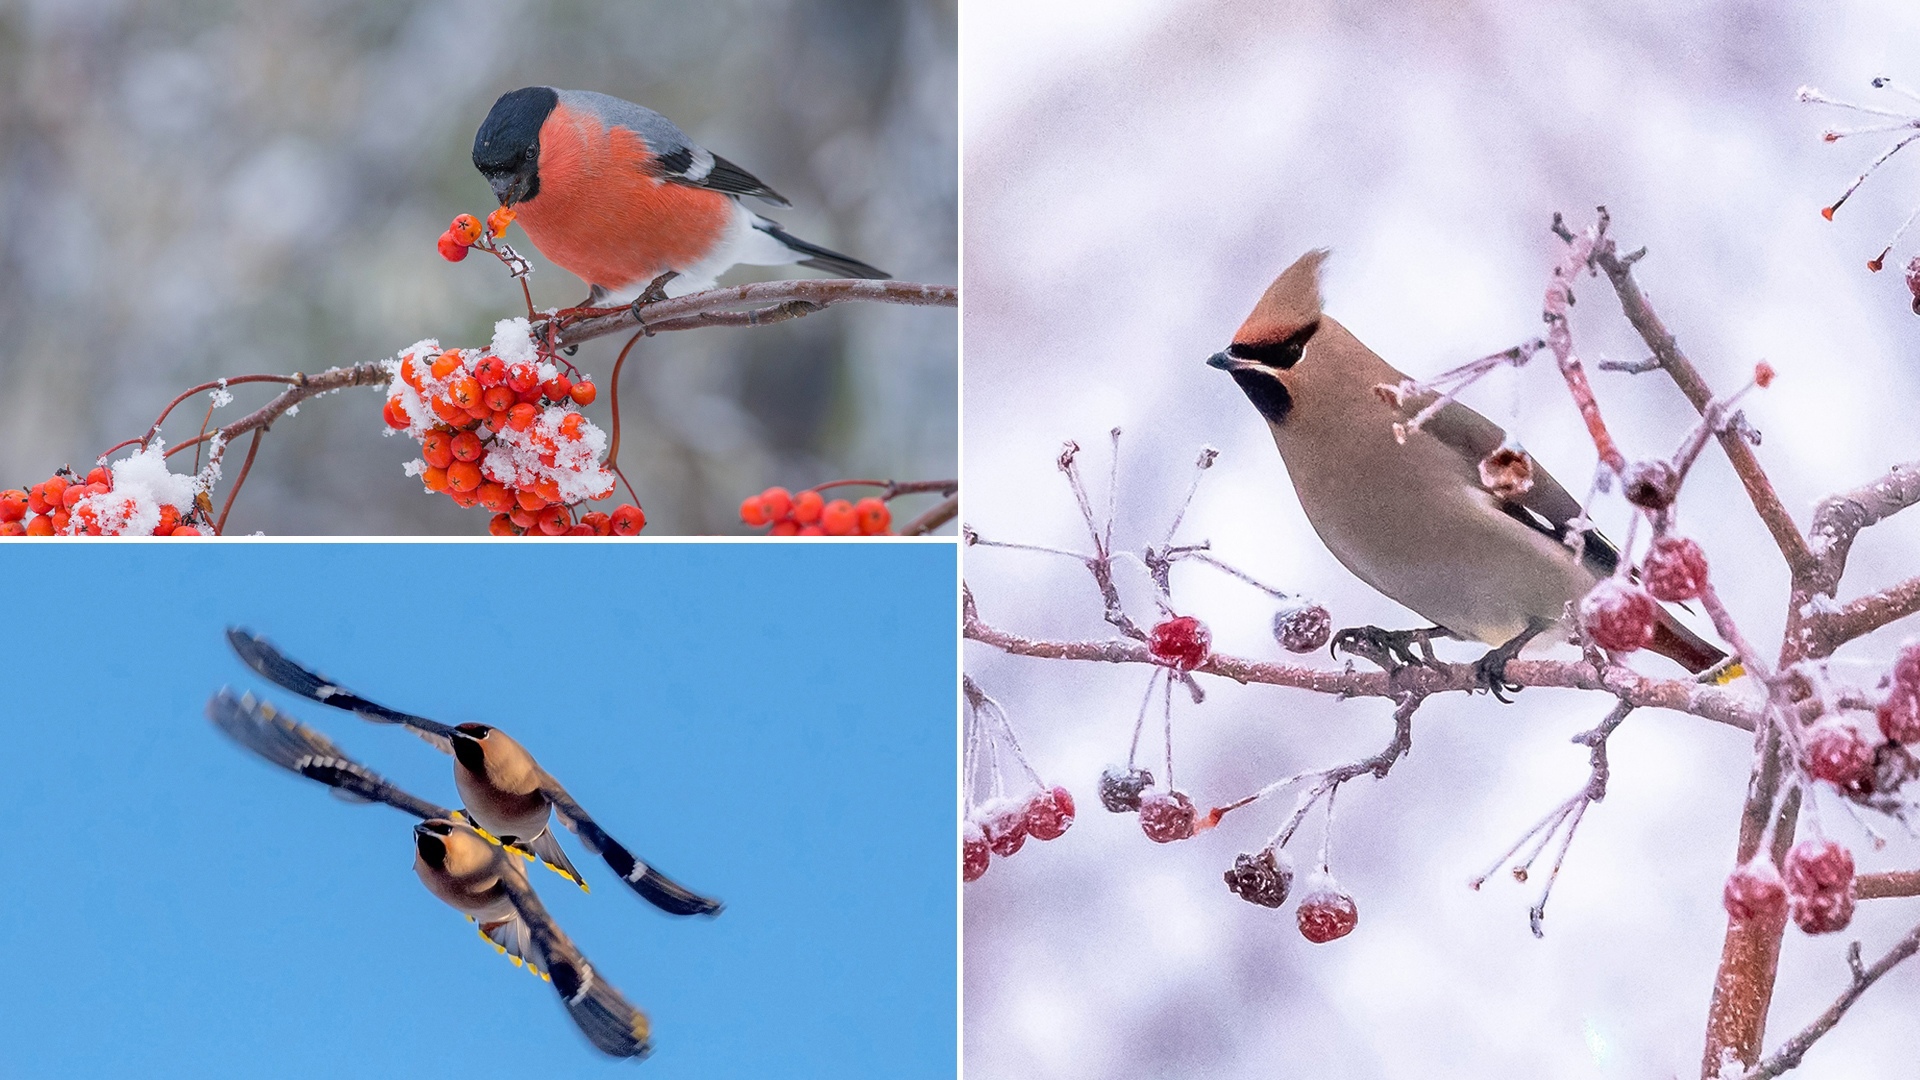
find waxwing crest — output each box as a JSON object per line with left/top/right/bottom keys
{"left": 1236, "top": 248, "right": 1330, "bottom": 346}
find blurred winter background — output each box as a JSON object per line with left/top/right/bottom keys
{"left": 0, "top": 0, "right": 955, "bottom": 534}
{"left": 963, "top": 1, "right": 1920, "bottom": 1077}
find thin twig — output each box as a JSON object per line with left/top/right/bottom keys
{"left": 547, "top": 278, "right": 956, "bottom": 349}
{"left": 1735, "top": 919, "right": 1920, "bottom": 1079}
{"left": 901, "top": 493, "right": 959, "bottom": 535}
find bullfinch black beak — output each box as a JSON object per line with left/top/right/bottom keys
{"left": 489, "top": 173, "right": 518, "bottom": 205}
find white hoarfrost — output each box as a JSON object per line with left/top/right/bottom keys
{"left": 482, "top": 405, "right": 616, "bottom": 504}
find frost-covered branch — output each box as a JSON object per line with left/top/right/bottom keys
{"left": 547, "top": 278, "right": 957, "bottom": 349}
{"left": 1735, "top": 923, "right": 1920, "bottom": 1080}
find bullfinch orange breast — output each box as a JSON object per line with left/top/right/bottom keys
{"left": 472, "top": 86, "right": 887, "bottom": 301}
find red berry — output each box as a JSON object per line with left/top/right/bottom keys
{"left": 1878, "top": 688, "right": 1920, "bottom": 744}
{"left": 769, "top": 521, "right": 799, "bottom": 536}
{"left": 1783, "top": 839, "right": 1854, "bottom": 899}
{"left": 740, "top": 496, "right": 770, "bottom": 527}
{"left": 482, "top": 385, "right": 516, "bottom": 413}
{"left": 85, "top": 467, "right": 111, "bottom": 487}
{"left": 1643, "top": 536, "right": 1709, "bottom": 602}
{"left": 420, "top": 429, "right": 455, "bottom": 470}
{"left": 1273, "top": 604, "right": 1332, "bottom": 654}
{"left": 1024, "top": 786, "right": 1075, "bottom": 841}
{"left": 446, "top": 462, "right": 483, "bottom": 494}
{"left": 1148, "top": 616, "right": 1211, "bottom": 671}
{"left": 820, "top": 498, "right": 857, "bottom": 535}
{"left": 579, "top": 511, "right": 612, "bottom": 536}
{"left": 506, "top": 402, "right": 538, "bottom": 432}
{"left": 0, "top": 490, "right": 26, "bottom": 523}
{"left": 1098, "top": 766, "right": 1153, "bottom": 813}
{"left": 450, "top": 431, "right": 484, "bottom": 463}
{"left": 610, "top": 503, "right": 646, "bottom": 535}
{"left": 792, "top": 489, "right": 825, "bottom": 525}
{"left": 487, "top": 513, "right": 518, "bottom": 537}
{"left": 978, "top": 799, "right": 1028, "bottom": 858}
{"left": 471, "top": 354, "right": 506, "bottom": 387}
{"left": 383, "top": 397, "right": 410, "bottom": 429}
{"left": 1894, "top": 640, "right": 1920, "bottom": 692}
{"left": 1722, "top": 859, "right": 1788, "bottom": 923}
{"left": 854, "top": 496, "right": 891, "bottom": 535}
{"left": 1296, "top": 881, "right": 1359, "bottom": 943}
{"left": 1791, "top": 889, "right": 1856, "bottom": 935}
{"left": 963, "top": 821, "right": 991, "bottom": 883}
{"left": 448, "top": 214, "right": 483, "bottom": 246}
{"left": 760, "top": 487, "right": 793, "bottom": 521}
{"left": 477, "top": 483, "right": 514, "bottom": 514}
{"left": 569, "top": 380, "right": 597, "bottom": 406}
{"left": 1224, "top": 848, "right": 1294, "bottom": 908}
{"left": 506, "top": 364, "right": 539, "bottom": 394}
{"left": 1138, "top": 789, "right": 1196, "bottom": 843}
{"left": 1802, "top": 719, "right": 1877, "bottom": 787}
{"left": 542, "top": 374, "right": 573, "bottom": 403}
{"left": 437, "top": 230, "right": 468, "bottom": 261}
{"left": 1579, "top": 578, "right": 1657, "bottom": 652}
{"left": 1622, "top": 459, "right": 1679, "bottom": 511}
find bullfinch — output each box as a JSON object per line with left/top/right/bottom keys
{"left": 471, "top": 86, "right": 887, "bottom": 302}
{"left": 227, "top": 628, "right": 724, "bottom": 917}
{"left": 1207, "top": 250, "right": 1724, "bottom": 677}
{"left": 208, "top": 690, "right": 655, "bottom": 1059}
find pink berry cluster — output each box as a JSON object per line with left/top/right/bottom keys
{"left": 964, "top": 787, "right": 1074, "bottom": 883}
{"left": 1799, "top": 641, "right": 1920, "bottom": 797}
{"left": 1579, "top": 536, "right": 1710, "bottom": 652}
{"left": 1722, "top": 839, "right": 1859, "bottom": 936}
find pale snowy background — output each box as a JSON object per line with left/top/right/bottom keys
{"left": 963, "top": 1, "right": 1920, "bottom": 1077}
{"left": 0, "top": 0, "right": 955, "bottom": 534}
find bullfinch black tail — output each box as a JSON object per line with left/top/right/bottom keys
{"left": 752, "top": 219, "right": 889, "bottom": 279}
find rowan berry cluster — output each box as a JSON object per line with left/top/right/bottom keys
{"left": 738, "top": 486, "right": 892, "bottom": 536}
{"left": 381, "top": 321, "right": 645, "bottom": 536}
{"left": 436, "top": 209, "right": 514, "bottom": 262}
{"left": 0, "top": 445, "right": 203, "bottom": 536}
{"left": 964, "top": 684, "right": 1074, "bottom": 883}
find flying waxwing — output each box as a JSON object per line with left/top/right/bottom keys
{"left": 208, "top": 691, "right": 654, "bottom": 1058}
{"left": 1206, "top": 250, "right": 1724, "bottom": 680}
{"left": 226, "top": 629, "right": 723, "bottom": 917}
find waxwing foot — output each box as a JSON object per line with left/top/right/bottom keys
{"left": 1473, "top": 619, "right": 1553, "bottom": 703}
{"left": 1331, "top": 624, "right": 1451, "bottom": 673}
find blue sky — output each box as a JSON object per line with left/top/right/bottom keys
{"left": 1, "top": 542, "right": 956, "bottom": 1079}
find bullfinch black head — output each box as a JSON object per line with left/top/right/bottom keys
{"left": 1206, "top": 248, "right": 1331, "bottom": 426}
{"left": 473, "top": 86, "right": 558, "bottom": 206}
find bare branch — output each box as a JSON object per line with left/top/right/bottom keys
{"left": 1736, "top": 919, "right": 1920, "bottom": 1079}
{"left": 1855, "top": 870, "right": 1920, "bottom": 900}
{"left": 900, "top": 493, "right": 959, "bottom": 536}
{"left": 547, "top": 278, "right": 957, "bottom": 349}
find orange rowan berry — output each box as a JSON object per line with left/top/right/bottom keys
{"left": 27, "top": 484, "right": 50, "bottom": 515}
{"left": 450, "top": 431, "right": 484, "bottom": 463}
{"left": 569, "top": 381, "right": 597, "bottom": 406}
{"left": 399, "top": 355, "right": 425, "bottom": 391}
{"left": 820, "top": 498, "right": 857, "bottom": 535}
{"left": 49, "top": 509, "right": 69, "bottom": 531}
{"left": 515, "top": 488, "right": 547, "bottom": 512}
{"left": 437, "top": 231, "right": 468, "bottom": 261}
{"left": 447, "top": 461, "right": 483, "bottom": 493}
{"left": 798, "top": 525, "right": 826, "bottom": 536}
{"left": 760, "top": 487, "right": 793, "bottom": 521}
{"left": 449, "top": 214, "right": 483, "bottom": 246}
{"left": 447, "top": 377, "right": 483, "bottom": 411}
{"left": 420, "top": 430, "right": 455, "bottom": 470}
{"left": 25, "top": 515, "right": 53, "bottom": 536}
{"left": 431, "top": 351, "right": 464, "bottom": 380}
{"left": 448, "top": 486, "right": 482, "bottom": 508}
{"left": 383, "top": 397, "right": 411, "bottom": 429}
{"left": 559, "top": 412, "right": 585, "bottom": 440}
{"left": 769, "top": 520, "right": 799, "bottom": 536}
{"left": 472, "top": 354, "right": 506, "bottom": 386}
{"left": 565, "top": 524, "right": 595, "bottom": 536}
{"left": 509, "top": 505, "right": 540, "bottom": 529}
{"left": 478, "top": 482, "right": 514, "bottom": 513}
{"left": 43, "top": 477, "right": 68, "bottom": 505}
{"left": 740, "top": 496, "right": 769, "bottom": 526}
{"left": 0, "top": 521, "right": 25, "bottom": 537}
{"left": 791, "top": 489, "right": 824, "bottom": 525}
{"left": 506, "top": 402, "right": 538, "bottom": 431}
{"left": 171, "top": 525, "right": 202, "bottom": 537}
{"left": 154, "top": 505, "right": 181, "bottom": 534}
{"left": 489, "top": 513, "right": 519, "bottom": 536}
{"left": 610, "top": 503, "right": 646, "bottom": 535}
{"left": 430, "top": 396, "right": 469, "bottom": 426}
{"left": 506, "top": 364, "right": 539, "bottom": 394}
{"left": 543, "top": 374, "right": 573, "bottom": 402}
{"left": 537, "top": 505, "right": 572, "bottom": 536}
{"left": 422, "top": 466, "right": 450, "bottom": 492}
{"left": 580, "top": 511, "right": 612, "bottom": 535}
{"left": 532, "top": 477, "right": 562, "bottom": 505}
{"left": 854, "top": 497, "right": 891, "bottom": 535}
{"left": 85, "top": 467, "right": 111, "bottom": 487}
{"left": 483, "top": 386, "right": 516, "bottom": 413}
{"left": 61, "top": 484, "right": 88, "bottom": 511}
{"left": 0, "top": 490, "right": 26, "bottom": 523}
{"left": 487, "top": 205, "right": 515, "bottom": 237}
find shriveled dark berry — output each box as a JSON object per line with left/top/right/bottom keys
{"left": 1224, "top": 848, "right": 1294, "bottom": 908}
{"left": 1098, "top": 765, "right": 1153, "bottom": 813}
{"left": 1273, "top": 604, "right": 1332, "bottom": 654}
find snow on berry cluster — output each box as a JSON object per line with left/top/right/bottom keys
{"left": 1, "top": 444, "right": 204, "bottom": 537}
{"left": 382, "top": 320, "right": 645, "bottom": 536}
{"left": 739, "top": 486, "right": 893, "bottom": 536}
{"left": 964, "top": 686, "right": 1074, "bottom": 883}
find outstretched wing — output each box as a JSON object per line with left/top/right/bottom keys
{"left": 226, "top": 628, "right": 457, "bottom": 753}
{"left": 539, "top": 777, "right": 723, "bottom": 917}
{"left": 207, "top": 689, "right": 454, "bottom": 821}
{"left": 496, "top": 861, "right": 654, "bottom": 1060}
